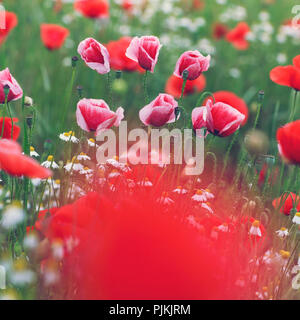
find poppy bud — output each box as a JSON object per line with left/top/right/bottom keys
{"left": 244, "top": 129, "right": 269, "bottom": 156}
{"left": 72, "top": 56, "right": 79, "bottom": 68}
{"left": 3, "top": 84, "right": 10, "bottom": 99}
{"left": 24, "top": 96, "right": 33, "bottom": 107}
{"left": 115, "top": 70, "right": 122, "bottom": 79}
{"left": 26, "top": 116, "right": 33, "bottom": 128}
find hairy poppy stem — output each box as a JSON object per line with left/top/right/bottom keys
{"left": 143, "top": 70, "right": 149, "bottom": 104}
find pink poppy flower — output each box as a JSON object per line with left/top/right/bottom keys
{"left": 139, "top": 93, "right": 178, "bottom": 127}
{"left": 77, "top": 37, "right": 110, "bottom": 74}
{"left": 76, "top": 98, "right": 124, "bottom": 135}
{"left": 192, "top": 99, "right": 245, "bottom": 137}
{"left": 126, "top": 36, "right": 162, "bottom": 72}
{"left": 0, "top": 68, "right": 23, "bottom": 104}
{"left": 174, "top": 50, "right": 210, "bottom": 81}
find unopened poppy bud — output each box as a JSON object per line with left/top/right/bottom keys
{"left": 115, "top": 70, "right": 122, "bottom": 79}
{"left": 258, "top": 90, "right": 264, "bottom": 102}
{"left": 72, "top": 56, "right": 79, "bottom": 68}
{"left": 26, "top": 116, "right": 33, "bottom": 128}
{"left": 76, "top": 85, "right": 83, "bottom": 98}
{"left": 24, "top": 96, "right": 33, "bottom": 107}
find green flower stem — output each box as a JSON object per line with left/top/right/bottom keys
{"left": 221, "top": 130, "right": 239, "bottom": 179}
{"left": 143, "top": 70, "right": 149, "bottom": 104}
{"left": 289, "top": 90, "right": 298, "bottom": 122}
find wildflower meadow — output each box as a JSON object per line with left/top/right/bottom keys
{"left": 0, "top": 0, "right": 300, "bottom": 302}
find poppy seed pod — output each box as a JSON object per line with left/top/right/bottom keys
{"left": 244, "top": 129, "right": 270, "bottom": 156}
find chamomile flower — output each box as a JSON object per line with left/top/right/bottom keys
{"left": 157, "top": 192, "right": 174, "bottom": 205}
{"left": 23, "top": 231, "right": 39, "bottom": 250}
{"left": 249, "top": 220, "right": 262, "bottom": 237}
{"left": 41, "top": 155, "right": 59, "bottom": 169}
{"left": 292, "top": 273, "right": 300, "bottom": 290}
{"left": 202, "top": 202, "right": 214, "bottom": 214}
{"left": 10, "top": 259, "right": 36, "bottom": 286}
{"left": 77, "top": 152, "right": 91, "bottom": 161}
{"left": 173, "top": 186, "right": 188, "bottom": 194}
{"left": 192, "top": 189, "right": 207, "bottom": 202}
{"left": 292, "top": 212, "right": 300, "bottom": 225}
{"left": 59, "top": 131, "right": 79, "bottom": 143}
{"left": 137, "top": 177, "right": 153, "bottom": 187}
{"left": 64, "top": 157, "right": 84, "bottom": 172}
{"left": 291, "top": 255, "right": 300, "bottom": 274}
{"left": 1, "top": 203, "right": 25, "bottom": 230}
{"left": 276, "top": 227, "right": 289, "bottom": 239}
{"left": 79, "top": 167, "right": 93, "bottom": 176}
{"left": 30, "top": 146, "right": 39, "bottom": 157}
{"left": 88, "top": 138, "right": 96, "bottom": 147}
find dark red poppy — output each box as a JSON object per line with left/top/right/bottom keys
{"left": 0, "top": 139, "right": 52, "bottom": 178}
{"left": 272, "top": 192, "right": 300, "bottom": 216}
{"left": 40, "top": 24, "right": 70, "bottom": 50}
{"left": 226, "top": 22, "right": 250, "bottom": 50}
{"left": 0, "top": 12, "right": 18, "bottom": 46}
{"left": 74, "top": 0, "right": 109, "bottom": 19}
{"left": 270, "top": 55, "right": 300, "bottom": 91}
{"left": 277, "top": 120, "right": 300, "bottom": 165}
{"left": 0, "top": 117, "right": 20, "bottom": 140}
{"left": 204, "top": 91, "right": 249, "bottom": 125}
{"left": 165, "top": 74, "right": 206, "bottom": 99}
{"left": 105, "top": 37, "right": 144, "bottom": 72}
{"left": 213, "top": 23, "right": 229, "bottom": 40}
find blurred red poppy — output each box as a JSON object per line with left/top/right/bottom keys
{"left": 272, "top": 192, "right": 300, "bottom": 216}
{"left": 0, "top": 139, "right": 52, "bottom": 178}
{"left": 226, "top": 22, "right": 250, "bottom": 50}
{"left": 277, "top": 120, "right": 300, "bottom": 165}
{"left": 106, "top": 37, "right": 144, "bottom": 72}
{"left": 74, "top": 0, "right": 109, "bottom": 19}
{"left": 165, "top": 74, "right": 206, "bottom": 99}
{"left": 213, "top": 23, "right": 229, "bottom": 40}
{"left": 40, "top": 24, "right": 70, "bottom": 50}
{"left": 204, "top": 91, "right": 249, "bottom": 125}
{"left": 0, "top": 11, "right": 18, "bottom": 46}
{"left": 0, "top": 117, "right": 20, "bottom": 140}
{"left": 270, "top": 55, "right": 300, "bottom": 91}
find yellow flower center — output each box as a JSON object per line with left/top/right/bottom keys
{"left": 47, "top": 155, "right": 54, "bottom": 162}
{"left": 280, "top": 250, "right": 291, "bottom": 259}
{"left": 63, "top": 132, "right": 70, "bottom": 137}
{"left": 55, "top": 179, "right": 60, "bottom": 185}
{"left": 89, "top": 138, "right": 95, "bottom": 143}
{"left": 80, "top": 152, "right": 86, "bottom": 156}
{"left": 196, "top": 189, "right": 202, "bottom": 195}
{"left": 30, "top": 146, "right": 34, "bottom": 152}
{"left": 252, "top": 220, "right": 260, "bottom": 228}
{"left": 280, "top": 227, "right": 287, "bottom": 231}
{"left": 296, "top": 212, "right": 300, "bottom": 217}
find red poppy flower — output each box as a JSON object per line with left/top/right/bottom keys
{"left": 43, "top": 191, "right": 244, "bottom": 299}
{"left": 40, "top": 24, "right": 70, "bottom": 50}
{"left": 226, "top": 22, "right": 250, "bottom": 50}
{"left": 277, "top": 120, "right": 300, "bottom": 165}
{"left": 192, "top": 0, "right": 205, "bottom": 10}
{"left": 0, "top": 11, "right": 18, "bottom": 46}
{"left": 204, "top": 91, "right": 249, "bottom": 125}
{"left": 105, "top": 37, "right": 144, "bottom": 72}
{"left": 272, "top": 192, "right": 300, "bottom": 216}
{"left": 121, "top": 0, "right": 133, "bottom": 12}
{"left": 270, "top": 55, "right": 300, "bottom": 91}
{"left": 0, "top": 139, "right": 52, "bottom": 178}
{"left": 257, "top": 164, "right": 279, "bottom": 187}
{"left": 0, "top": 117, "right": 20, "bottom": 140}
{"left": 74, "top": 0, "right": 109, "bottom": 19}
{"left": 213, "top": 23, "right": 229, "bottom": 40}
{"left": 165, "top": 74, "right": 206, "bottom": 99}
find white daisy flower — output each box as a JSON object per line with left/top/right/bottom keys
{"left": 30, "top": 146, "right": 39, "bottom": 157}
{"left": 79, "top": 167, "right": 93, "bottom": 176}
{"left": 192, "top": 189, "right": 207, "bottom": 202}
{"left": 201, "top": 202, "right": 214, "bottom": 214}
{"left": 275, "top": 227, "right": 289, "bottom": 239}
{"left": 249, "top": 220, "right": 262, "bottom": 237}
{"left": 1, "top": 204, "right": 25, "bottom": 229}
{"left": 292, "top": 273, "right": 300, "bottom": 290}
{"left": 292, "top": 212, "right": 300, "bottom": 225}
{"left": 87, "top": 138, "right": 96, "bottom": 147}
{"left": 173, "top": 186, "right": 188, "bottom": 194}
{"left": 64, "top": 157, "right": 84, "bottom": 172}
{"left": 41, "top": 155, "right": 59, "bottom": 169}
{"left": 23, "top": 232, "right": 39, "bottom": 250}
{"left": 157, "top": 192, "right": 174, "bottom": 205}
{"left": 77, "top": 153, "right": 91, "bottom": 161}
{"left": 137, "top": 178, "right": 153, "bottom": 187}
{"left": 59, "top": 131, "right": 79, "bottom": 143}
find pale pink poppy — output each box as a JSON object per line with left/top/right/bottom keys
{"left": 0, "top": 68, "right": 23, "bottom": 104}
{"left": 76, "top": 98, "right": 124, "bottom": 135}
{"left": 126, "top": 36, "right": 162, "bottom": 72}
{"left": 174, "top": 50, "right": 210, "bottom": 81}
{"left": 139, "top": 93, "right": 178, "bottom": 127}
{"left": 77, "top": 37, "right": 110, "bottom": 74}
{"left": 192, "top": 99, "right": 245, "bottom": 137}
